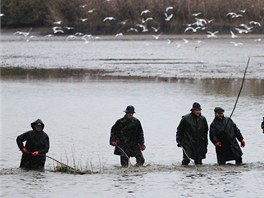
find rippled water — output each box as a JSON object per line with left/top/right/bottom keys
{"left": 1, "top": 78, "right": 264, "bottom": 197}
{"left": 1, "top": 34, "right": 264, "bottom": 197}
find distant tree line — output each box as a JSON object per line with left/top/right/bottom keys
{"left": 1, "top": 0, "right": 264, "bottom": 34}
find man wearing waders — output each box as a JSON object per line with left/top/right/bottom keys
{"left": 110, "top": 105, "right": 146, "bottom": 167}
{"left": 210, "top": 107, "right": 245, "bottom": 165}
{"left": 16, "top": 119, "right": 49, "bottom": 170}
{"left": 176, "top": 102, "right": 208, "bottom": 165}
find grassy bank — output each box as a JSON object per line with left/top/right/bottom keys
{"left": 1, "top": 0, "right": 264, "bottom": 34}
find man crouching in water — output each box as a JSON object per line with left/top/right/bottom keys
{"left": 16, "top": 119, "right": 49, "bottom": 170}
{"left": 110, "top": 105, "right": 146, "bottom": 167}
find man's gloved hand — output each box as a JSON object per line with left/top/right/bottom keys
{"left": 140, "top": 145, "right": 146, "bottom": 151}
{"left": 32, "top": 151, "right": 40, "bottom": 155}
{"left": 111, "top": 141, "right": 117, "bottom": 146}
{"left": 215, "top": 141, "right": 222, "bottom": 149}
{"left": 21, "top": 148, "right": 27, "bottom": 153}
{"left": 240, "top": 139, "right": 245, "bottom": 147}
{"left": 177, "top": 142, "right": 182, "bottom": 147}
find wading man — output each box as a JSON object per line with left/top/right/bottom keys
{"left": 16, "top": 119, "right": 49, "bottom": 170}
{"left": 110, "top": 105, "right": 146, "bottom": 167}
{"left": 210, "top": 107, "right": 245, "bottom": 165}
{"left": 176, "top": 102, "right": 208, "bottom": 165}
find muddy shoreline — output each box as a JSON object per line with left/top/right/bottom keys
{"left": 1, "top": 67, "right": 263, "bottom": 82}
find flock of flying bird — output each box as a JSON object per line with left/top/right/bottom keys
{"left": 2, "top": 3, "right": 263, "bottom": 47}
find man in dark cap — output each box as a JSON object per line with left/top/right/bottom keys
{"left": 110, "top": 105, "right": 146, "bottom": 167}
{"left": 176, "top": 102, "right": 208, "bottom": 165}
{"left": 16, "top": 119, "right": 49, "bottom": 170}
{"left": 210, "top": 107, "right": 245, "bottom": 165}
{"left": 261, "top": 117, "right": 264, "bottom": 133}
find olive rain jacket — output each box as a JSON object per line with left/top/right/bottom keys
{"left": 16, "top": 119, "right": 49, "bottom": 170}
{"left": 176, "top": 113, "right": 208, "bottom": 160}
{"left": 110, "top": 116, "right": 145, "bottom": 157}
{"left": 210, "top": 117, "right": 243, "bottom": 162}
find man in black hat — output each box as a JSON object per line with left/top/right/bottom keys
{"left": 110, "top": 105, "right": 146, "bottom": 167}
{"left": 176, "top": 102, "right": 208, "bottom": 165}
{"left": 210, "top": 107, "right": 245, "bottom": 165}
{"left": 16, "top": 119, "right": 49, "bottom": 170}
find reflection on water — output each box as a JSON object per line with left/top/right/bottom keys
{"left": 201, "top": 79, "right": 264, "bottom": 97}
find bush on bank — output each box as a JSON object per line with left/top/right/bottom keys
{"left": 1, "top": 0, "right": 263, "bottom": 34}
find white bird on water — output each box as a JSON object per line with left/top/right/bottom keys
{"left": 14, "top": 27, "right": 32, "bottom": 39}
{"left": 115, "top": 33, "right": 123, "bottom": 37}
{"left": 230, "top": 41, "right": 243, "bottom": 46}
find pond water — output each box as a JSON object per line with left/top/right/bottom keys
{"left": 0, "top": 34, "right": 264, "bottom": 197}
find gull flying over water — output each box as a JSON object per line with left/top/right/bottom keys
{"left": 115, "top": 33, "right": 123, "bottom": 37}
{"left": 192, "top": 12, "right": 202, "bottom": 17}
{"left": 164, "top": 13, "right": 173, "bottom": 21}
{"left": 52, "top": 26, "right": 64, "bottom": 34}
{"left": 165, "top": 6, "right": 173, "bottom": 12}
{"left": 80, "top": 18, "right": 88, "bottom": 22}
{"left": 103, "top": 17, "right": 116, "bottom": 22}
{"left": 151, "top": 26, "right": 160, "bottom": 32}
{"left": 139, "top": 17, "right": 153, "bottom": 23}
{"left": 88, "top": 9, "right": 96, "bottom": 13}
{"left": 184, "top": 26, "right": 200, "bottom": 33}
{"left": 152, "top": 34, "right": 162, "bottom": 40}
{"left": 230, "top": 30, "right": 238, "bottom": 38}
{"left": 54, "top": 20, "right": 62, "bottom": 25}
{"left": 206, "top": 31, "right": 219, "bottom": 38}
{"left": 140, "top": 10, "right": 151, "bottom": 16}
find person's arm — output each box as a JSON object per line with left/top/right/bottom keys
{"left": 176, "top": 117, "right": 185, "bottom": 147}
{"left": 110, "top": 120, "right": 119, "bottom": 146}
{"left": 16, "top": 131, "right": 29, "bottom": 150}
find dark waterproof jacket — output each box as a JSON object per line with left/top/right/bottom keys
{"left": 16, "top": 119, "right": 49, "bottom": 170}
{"left": 210, "top": 117, "right": 243, "bottom": 162}
{"left": 110, "top": 116, "right": 144, "bottom": 157}
{"left": 176, "top": 113, "right": 208, "bottom": 160}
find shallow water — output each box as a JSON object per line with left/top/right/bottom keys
{"left": 1, "top": 34, "right": 264, "bottom": 197}
{"left": 1, "top": 78, "right": 264, "bottom": 197}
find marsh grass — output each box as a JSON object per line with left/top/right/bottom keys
{"left": 51, "top": 154, "right": 105, "bottom": 175}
